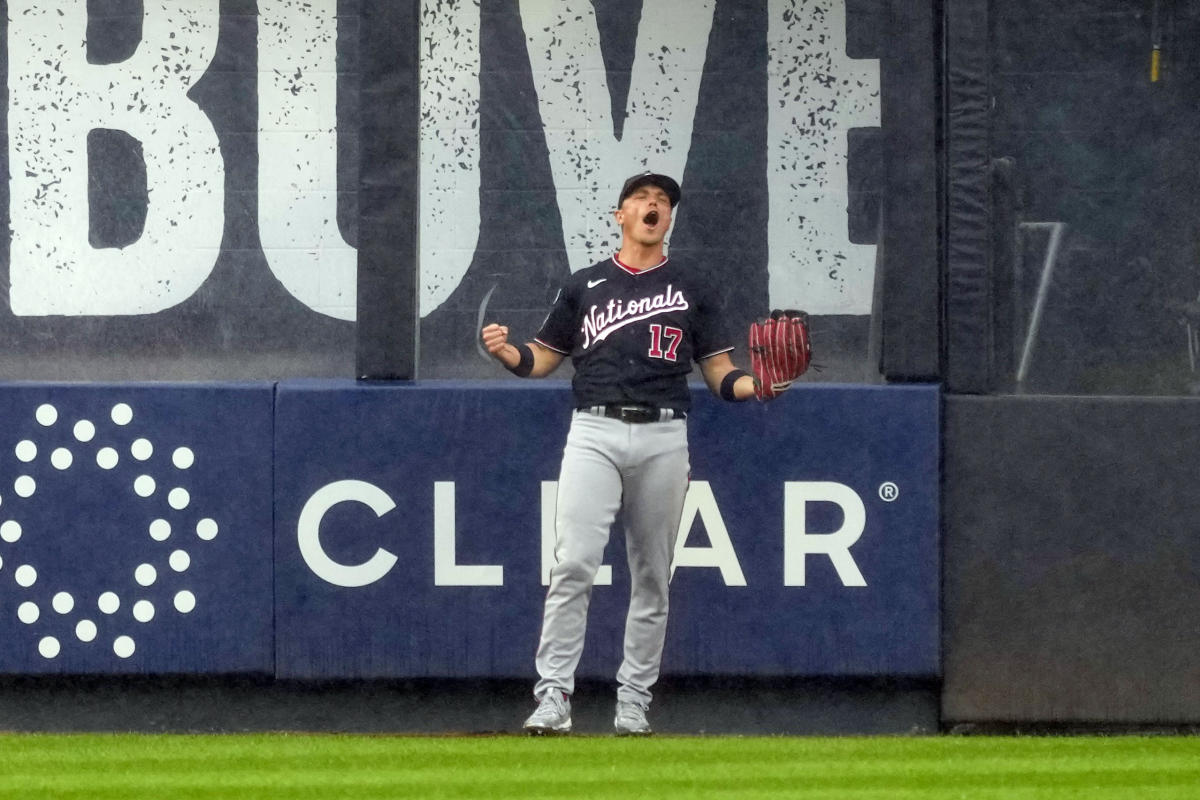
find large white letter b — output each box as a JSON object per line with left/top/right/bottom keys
{"left": 8, "top": 2, "right": 224, "bottom": 315}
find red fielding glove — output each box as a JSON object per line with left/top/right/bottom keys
{"left": 748, "top": 309, "right": 811, "bottom": 400}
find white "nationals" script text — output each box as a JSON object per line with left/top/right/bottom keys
{"left": 580, "top": 285, "right": 689, "bottom": 349}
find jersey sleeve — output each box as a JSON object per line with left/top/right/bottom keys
{"left": 692, "top": 283, "right": 735, "bottom": 361}
{"left": 533, "top": 281, "right": 579, "bottom": 355}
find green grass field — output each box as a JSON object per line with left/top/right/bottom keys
{"left": 0, "top": 734, "right": 1197, "bottom": 799}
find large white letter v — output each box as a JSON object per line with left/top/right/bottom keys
{"left": 519, "top": 1, "right": 715, "bottom": 271}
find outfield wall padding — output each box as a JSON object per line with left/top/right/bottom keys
{"left": 0, "top": 381, "right": 938, "bottom": 686}
{"left": 0, "top": 384, "right": 275, "bottom": 675}
{"left": 273, "top": 380, "right": 941, "bottom": 681}
{"left": 943, "top": 395, "right": 1200, "bottom": 723}
{"left": 943, "top": 0, "right": 993, "bottom": 393}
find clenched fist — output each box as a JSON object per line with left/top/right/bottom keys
{"left": 481, "top": 323, "right": 512, "bottom": 361}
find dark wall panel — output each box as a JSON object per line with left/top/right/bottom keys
{"left": 878, "top": 0, "right": 940, "bottom": 381}
{"left": 944, "top": 395, "right": 1200, "bottom": 723}
{"left": 953, "top": 0, "right": 1200, "bottom": 395}
{"left": 944, "top": 0, "right": 993, "bottom": 392}
{"left": 356, "top": 0, "right": 418, "bottom": 380}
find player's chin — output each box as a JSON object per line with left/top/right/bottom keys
{"left": 637, "top": 227, "right": 665, "bottom": 244}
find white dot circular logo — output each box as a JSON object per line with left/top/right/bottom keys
{"left": 96, "top": 448, "right": 119, "bottom": 470}
{"left": 15, "top": 565, "right": 37, "bottom": 587}
{"left": 1, "top": 521, "right": 22, "bottom": 544}
{"left": 133, "top": 600, "right": 155, "bottom": 623}
{"left": 149, "top": 519, "right": 171, "bottom": 542}
{"left": 135, "top": 564, "right": 157, "bottom": 587}
{"left": 14, "top": 476, "right": 35, "bottom": 498}
{"left": 2, "top": 400, "right": 221, "bottom": 662}
{"left": 173, "top": 448, "right": 195, "bottom": 470}
{"left": 114, "top": 636, "right": 135, "bottom": 659}
{"left": 111, "top": 404, "right": 133, "bottom": 426}
{"left": 15, "top": 441, "right": 36, "bottom": 463}
{"left": 134, "top": 476, "right": 156, "bottom": 498}
{"left": 168, "top": 488, "right": 190, "bottom": 510}
{"left": 73, "top": 421, "right": 96, "bottom": 443}
{"left": 52, "top": 592, "right": 74, "bottom": 615}
{"left": 98, "top": 592, "right": 120, "bottom": 615}
{"left": 50, "top": 448, "right": 73, "bottom": 471}
{"left": 76, "top": 620, "right": 98, "bottom": 643}
{"left": 18, "top": 602, "right": 39, "bottom": 624}
{"left": 197, "top": 519, "right": 219, "bottom": 541}
{"left": 169, "top": 550, "right": 190, "bottom": 572}
{"left": 175, "top": 590, "right": 196, "bottom": 614}
{"left": 131, "top": 439, "right": 153, "bottom": 461}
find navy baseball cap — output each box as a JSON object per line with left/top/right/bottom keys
{"left": 618, "top": 171, "right": 681, "bottom": 208}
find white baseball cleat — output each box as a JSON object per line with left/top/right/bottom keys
{"left": 523, "top": 690, "right": 572, "bottom": 735}
{"left": 613, "top": 701, "right": 652, "bottom": 736}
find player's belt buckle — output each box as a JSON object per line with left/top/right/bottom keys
{"left": 598, "top": 404, "right": 681, "bottom": 423}
{"left": 615, "top": 405, "right": 657, "bottom": 423}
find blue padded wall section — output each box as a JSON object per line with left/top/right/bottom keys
{"left": 274, "top": 380, "right": 940, "bottom": 680}
{"left": 0, "top": 384, "right": 274, "bottom": 674}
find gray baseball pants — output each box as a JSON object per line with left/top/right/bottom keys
{"left": 533, "top": 410, "right": 690, "bottom": 707}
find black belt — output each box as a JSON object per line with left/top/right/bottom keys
{"left": 580, "top": 404, "right": 686, "bottom": 424}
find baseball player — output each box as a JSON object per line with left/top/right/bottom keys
{"left": 481, "top": 171, "right": 772, "bottom": 736}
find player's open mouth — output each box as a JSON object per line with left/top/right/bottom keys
{"left": 643, "top": 210, "right": 659, "bottom": 226}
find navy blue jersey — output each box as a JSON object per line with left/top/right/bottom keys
{"left": 534, "top": 255, "right": 733, "bottom": 411}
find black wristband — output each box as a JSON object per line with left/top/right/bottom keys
{"left": 506, "top": 343, "right": 535, "bottom": 378}
{"left": 720, "top": 369, "right": 751, "bottom": 401}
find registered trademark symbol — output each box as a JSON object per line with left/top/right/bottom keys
{"left": 878, "top": 482, "right": 899, "bottom": 502}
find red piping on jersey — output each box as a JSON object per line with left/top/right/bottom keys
{"left": 699, "top": 345, "right": 736, "bottom": 360}
{"left": 533, "top": 337, "right": 570, "bottom": 355}
{"left": 612, "top": 254, "right": 668, "bottom": 275}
